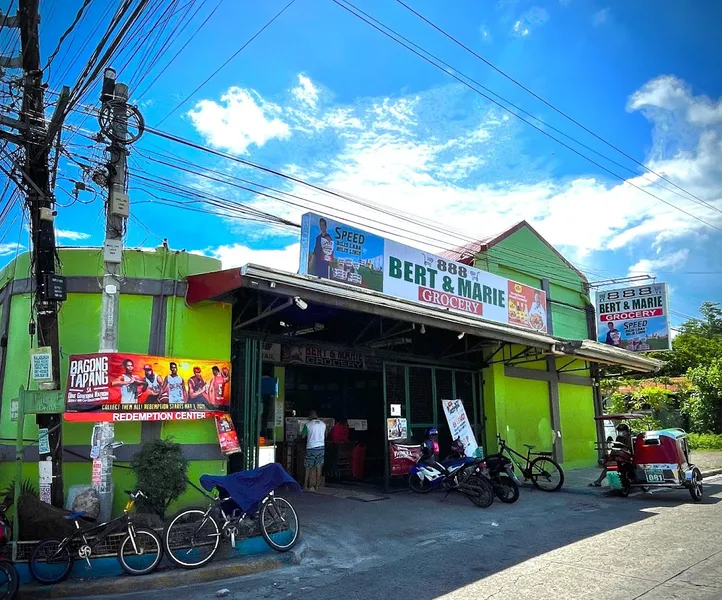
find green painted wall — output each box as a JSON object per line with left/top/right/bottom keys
{"left": 499, "top": 375, "right": 553, "bottom": 453}
{"left": 558, "top": 383, "right": 597, "bottom": 468}
{"left": 0, "top": 247, "right": 230, "bottom": 516}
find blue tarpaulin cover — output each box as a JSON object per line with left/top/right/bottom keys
{"left": 200, "top": 463, "right": 301, "bottom": 514}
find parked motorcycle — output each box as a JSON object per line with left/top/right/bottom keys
{"left": 408, "top": 430, "right": 494, "bottom": 508}
{"left": 446, "top": 441, "right": 520, "bottom": 504}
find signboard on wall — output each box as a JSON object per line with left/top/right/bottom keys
{"left": 282, "top": 345, "right": 366, "bottom": 370}
{"left": 596, "top": 283, "right": 670, "bottom": 352}
{"left": 299, "top": 212, "right": 548, "bottom": 333}
{"left": 64, "top": 352, "right": 231, "bottom": 421}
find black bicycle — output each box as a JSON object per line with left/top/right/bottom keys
{"left": 28, "top": 490, "right": 163, "bottom": 584}
{"left": 164, "top": 469, "right": 300, "bottom": 569}
{"left": 0, "top": 506, "right": 18, "bottom": 600}
{"left": 493, "top": 435, "right": 564, "bottom": 491}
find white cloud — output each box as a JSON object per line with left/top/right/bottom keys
{"left": 292, "top": 74, "right": 320, "bottom": 109}
{"left": 510, "top": 7, "right": 549, "bottom": 37}
{"left": 592, "top": 8, "right": 610, "bottom": 26}
{"left": 187, "top": 87, "right": 291, "bottom": 154}
{"left": 206, "top": 242, "right": 300, "bottom": 272}
{"left": 0, "top": 242, "right": 23, "bottom": 257}
{"left": 627, "top": 249, "right": 690, "bottom": 276}
{"left": 628, "top": 76, "right": 722, "bottom": 126}
{"left": 480, "top": 25, "right": 492, "bottom": 42}
{"left": 56, "top": 229, "right": 90, "bottom": 241}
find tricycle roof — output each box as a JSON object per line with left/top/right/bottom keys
{"left": 645, "top": 428, "right": 687, "bottom": 440}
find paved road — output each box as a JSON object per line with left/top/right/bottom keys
{"left": 86, "top": 475, "right": 722, "bottom": 600}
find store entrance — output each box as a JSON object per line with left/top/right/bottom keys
{"left": 282, "top": 365, "right": 385, "bottom": 483}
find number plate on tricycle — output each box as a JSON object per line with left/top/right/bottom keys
{"left": 645, "top": 469, "right": 664, "bottom": 483}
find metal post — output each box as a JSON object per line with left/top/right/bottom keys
{"left": 13, "top": 388, "right": 25, "bottom": 561}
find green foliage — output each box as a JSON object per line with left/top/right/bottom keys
{"left": 1, "top": 479, "right": 38, "bottom": 509}
{"left": 682, "top": 358, "right": 722, "bottom": 434}
{"left": 651, "top": 302, "right": 722, "bottom": 377}
{"left": 604, "top": 382, "right": 676, "bottom": 432}
{"left": 130, "top": 439, "right": 188, "bottom": 519}
{"left": 687, "top": 433, "right": 722, "bottom": 451}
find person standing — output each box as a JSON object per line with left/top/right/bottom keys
{"left": 605, "top": 322, "right": 622, "bottom": 347}
{"left": 309, "top": 217, "right": 334, "bottom": 278}
{"left": 112, "top": 359, "right": 147, "bottom": 405}
{"left": 163, "top": 362, "right": 186, "bottom": 405}
{"left": 302, "top": 410, "right": 326, "bottom": 491}
{"left": 143, "top": 364, "right": 163, "bottom": 403}
{"left": 187, "top": 367, "right": 208, "bottom": 405}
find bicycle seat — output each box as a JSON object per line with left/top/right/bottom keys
{"left": 523, "top": 444, "right": 535, "bottom": 450}
{"left": 63, "top": 511, "right": 86, "bottom": 520}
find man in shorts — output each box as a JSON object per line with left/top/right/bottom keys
{"left": 302, "top": 410, "right": 326, "bottom": 491}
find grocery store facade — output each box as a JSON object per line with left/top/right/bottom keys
{"left": 0, "top": 219, "right": 659, "bottom": 511}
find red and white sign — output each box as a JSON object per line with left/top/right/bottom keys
{"left": 389, "top": 442, "right": 422, "bottom": 476}
{"left": 65, "top": 410, "right": 214, "bottom": 422}
{"left": 599, "top": 309, "right": 664, "bottom": 322}
{"left": 418, "top": 287, "right": 483, "bottom": 316}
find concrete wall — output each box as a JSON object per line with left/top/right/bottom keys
{"left": 0, "top": 247, "right": 231, "bottom": 515}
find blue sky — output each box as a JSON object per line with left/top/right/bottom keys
{"left": 1, "top": 0, "right": 721, "bottom": 330}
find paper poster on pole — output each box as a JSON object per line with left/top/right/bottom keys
{"left": 387, "top": 418, "right": 407, "bottom": 440}
{"left": 441, "top": 399, "right": 478, "bottom": 457}
{"left": 38, "top": 428, "right": 50, "bottom": 455}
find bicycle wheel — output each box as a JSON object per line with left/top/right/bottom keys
{"left": 408, "top": 473, "right": 432, "bottom": 493}
{"left": 0, "top": 560, "right": 19, "bottom": 600}
{"left": 164, "top": 508, "right": 220, "bottom": 569}
{"left": 29, "top": 539, "right": 73, "bottom": 584}
{"left": 465, "top": 476, "right": 494, "bottom": 508}
{"left": 260, "top": 496, "right": 300, "bottom": 552}
{"left": 529, "top": 456, "right": 564, "bottom": 491}
{"left": 118, "top": 527, "right": 163, "bottom": 576}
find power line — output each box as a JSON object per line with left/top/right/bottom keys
{"left": 332, "top": 0, "right": 722, "bottom": 234}
{"left": 154, "top": 0, "right": 297, "bottom": 127}
{"left": 43, "top": 0, "right": 94, "bottom": 74}
{"left": 392, "top": 0, "right": 721, "bottom": 216}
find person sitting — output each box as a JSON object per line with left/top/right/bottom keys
{"left": 589, "top": 424, "right": 633, "bottom": 487}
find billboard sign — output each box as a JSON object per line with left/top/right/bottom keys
{"left": 299, "top": 212, "right": 548, "bottom": 333}
{"left": 596, "top": 283, "right": 670, "bottom": 352}
{"left": 64, "top": 352, "right": 231, "bottom": 421}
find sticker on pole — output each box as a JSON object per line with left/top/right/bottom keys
{"left": 30, "top": 347, "right": 53, "bottom": 382}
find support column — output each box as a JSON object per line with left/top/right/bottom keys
{"left": 541, "top": 279, "right": 563, "bottom": 463}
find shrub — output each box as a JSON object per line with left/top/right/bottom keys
{"left": 130, "top": 439, "right": 188, "bottom": 519}
{"left": 688, "top": 433, "right": 722, "bottom": 451}
{"left": 683, "top": 359, "right": 722, "bottom": 434}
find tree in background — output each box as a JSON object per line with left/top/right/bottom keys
{"left": 684, "top": 359, "right": 722, "bottom": 434}
{"left": 653, "top": 302, "right": 722, "bottom": 377}
{"left": 130, "top": 439, "right": 188, "bottom": 519}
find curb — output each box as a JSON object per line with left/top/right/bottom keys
{"left": 18, "top": 542, "right": 306, "bottom": 599}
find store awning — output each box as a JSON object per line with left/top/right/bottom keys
{"left": 186, "top": 264, "right": 661, "bottom": 373}
{"left": 187, "top": 264, "right": 557, "bottom": 349}
{"left": 556, "top": 339, "right": 662, "bottom": 372}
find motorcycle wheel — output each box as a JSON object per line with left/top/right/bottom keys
{"left": 495, "top": 475, "right": 520, "bottom": 504}
{"left": 408, "top": 473, "right": 433, "bottom": 494}
{"left": 688, "top": 468, "right": 703, "bottom": 502}
{"left": 465, "top": 476, "right": 494, "bottom": 508}
{"left": 618, "top": 476, "right": 631, "bottom": 497}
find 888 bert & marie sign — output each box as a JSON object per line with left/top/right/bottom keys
{"left": 299, "top": 212, "right": 548, "bottom": 333}
{"left": 596, "top": 283, "right": 670, "bottom": 352}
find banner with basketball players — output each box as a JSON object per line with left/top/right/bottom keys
{"left": 64, "top": 352, "right": 231, "bottom": 422}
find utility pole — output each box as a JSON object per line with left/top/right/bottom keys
{"left": 18, "top": 0, "right": 65, "bottom": 508}
{"left": 94, "top": 70, "right": 143, "bottom": 522}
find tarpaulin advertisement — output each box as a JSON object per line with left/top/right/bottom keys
{"left": 441, "top": 399, "right": 478, "bottom": 457}
{"left": 389, "top": 442, "right": 422, "bottom": 476}
{"left": 299, "top": 212, "right": 548, "bottom": 333}
{"left": 596, "top": 283, "right": 670, "bottom": 352}
{"left": 64, "top": 353, "right": 230, "bottom": 422}
{"left": 214, "top": 413, "right": 242, "bottom": 455}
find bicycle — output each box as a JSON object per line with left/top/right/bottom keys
{"left": 28, "top": 490, "right": 163, "bottom": 584}
{"left": 493, "top": 434, "right": 564, "bottom": 491}
{"left": 164, "top": 467, "right": 300, "bottom": 569}
{"left": 0, "top": 505, "right": 18, "bottom": 600}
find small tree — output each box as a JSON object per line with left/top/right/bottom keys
{"left": 130, "top": 439, "right": 188, "bottom": 519}
{"left": 683, "top": 359, "right": 722, "bottom": 434}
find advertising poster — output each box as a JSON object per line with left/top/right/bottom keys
{"left": 387, "top": 417, "right": 408, "bottom": 440}
{"left": 214, "top": 414, "right": 242, "bottom": 455}
{"left": 596, "top": 283, "right": 670, "bottom": 352}
{"left": 389, "top": 442, "right": 422, "bottom": 476}
{"left": 299, "top": 212, "right": 548, "bottom": 333}
{"left": 441, "top": 399, "right": 478, "bottom": 456}
{"left": 64, "top": 352, "right": 231, "bottom": 421}
{"left": 299, "top": 212, "right": 385, "bottom": 291}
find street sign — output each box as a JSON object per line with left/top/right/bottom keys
{"left": 23, "top": 388, "right": 64, "bottom": 414}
